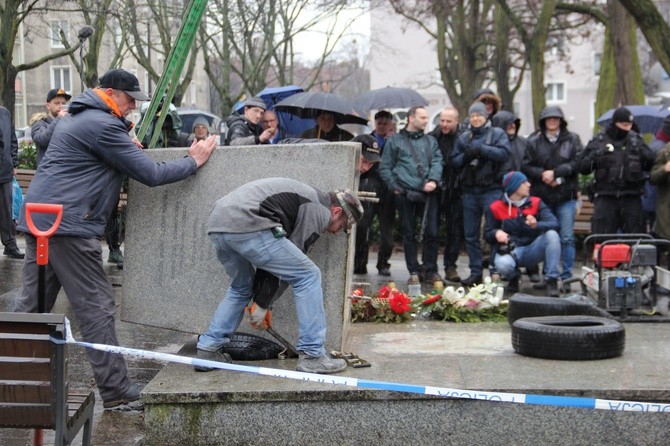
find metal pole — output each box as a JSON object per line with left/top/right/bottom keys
{"left": 79, "top": 41, "right": 85, "bottom": 93}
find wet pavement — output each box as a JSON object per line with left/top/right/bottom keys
{"left": 1, "top": 235, "right": 193, "bottom": 446}
{"left": 1, "top": 235, "right": 668, "bottom": 445}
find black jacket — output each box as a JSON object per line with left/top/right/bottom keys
{"left": 577, "top": 124, "right": 655, "bottom": 197}
{"left": 491, "top": 110, "right": 528, "bottom": 172}
{"left": 523, "top": 125, "right": 583, "bottom": 205}
{"left": 429, "top": 126, "right": 460, "bottom": 191}
{"left": 0, "top": 107, "right": 18, "bottom": 184}
{"left": 225, "top": 113, "right": 263, "bottom": 145}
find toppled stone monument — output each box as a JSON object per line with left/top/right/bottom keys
{"left": 122, "top": 142, "right": 360, "bottom": 352}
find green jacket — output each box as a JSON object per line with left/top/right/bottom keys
{"left": 379, "top": 128, "right": 443, "bottom": 192}
{"left": 649, "top": 142, "right": 670, "bottom": 239}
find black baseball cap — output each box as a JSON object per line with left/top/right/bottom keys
{"left": 99, "top": 69, "right": 150, "bottom": 101}
{"left": 351, "top": 134, "right": 381, "bottom": 162}
{"left": 46, "top": 88, "right": 71, "bottom": 102}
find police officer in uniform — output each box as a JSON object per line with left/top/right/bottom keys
{"left": 577, "top": 107, "right": 655, "bottom": 234}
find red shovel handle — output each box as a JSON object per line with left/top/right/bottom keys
{"left": 24, "top": 203, "right": 64, "bottom": 266}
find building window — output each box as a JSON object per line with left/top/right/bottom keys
{"left": 593, "top": 53, "right": 602, "bottom": 76}
{"left": 51, "top": 66, "right": 72, "bottom": 93}
{"left": 545, "top": 82, "right": 566, "bottom": 103}
{"left": 50, "top": 20, "right": 69, "bottom": 48}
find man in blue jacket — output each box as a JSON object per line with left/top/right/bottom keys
{"left": 14, "top": 69, "right": 217, "bottom": 409}
{"left": 485, "top": 171, "right": 561, "bottom": 296}
{"left": 451, "top": 102, "right": 510, "bottom": 287}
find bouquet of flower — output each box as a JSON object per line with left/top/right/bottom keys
{"left": 350, "top": 278, "right": 507, "bottom": 323}
{"left": 413, "top": 278, "right": 508, "bottom": 322}
{"left": 350, "top": 285, "right": 413, "bottom": 323}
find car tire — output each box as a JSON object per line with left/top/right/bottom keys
{"left": 220, "top": 332, "right": 286, "bottom": 360}
{"left": 511, "top": 315, "right": 625, "bottom": 360}
{"left": 507, "top": 293, "right": 612, "bottom": 325}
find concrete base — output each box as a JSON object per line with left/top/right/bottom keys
{"left": 144, "top": 398, "right": 666, "bottom": 446}
{"left": 142, "top": 322, "right": 670, "bottom": 445}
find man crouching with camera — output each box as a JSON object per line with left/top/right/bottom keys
{"left": 484, "top": 171, "right": 561, "bottom": 296}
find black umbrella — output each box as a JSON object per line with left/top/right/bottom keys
{"left": 274, "top": 92, "right": 368, "bottom": 125}
{"left": 597, "top": 105, "right": 670, "bottom": 134}
{"left": 354, "top": 86, "right": 428, "bottom": 112}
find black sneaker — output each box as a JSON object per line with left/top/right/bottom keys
{"left": 461, "top": 275, "right": 483, "bottom": 287}
{"left": 533, "top": 280, "right": 547, "bottom": 290}
{"left": 103, "top": 383, "right": 142, "bottom": 409}
{"left": 353, "top": 267, "right": 367, "bottom": 275}
{"left": 546, "top": 279, "right": 560, "bottom": 297}
{"left": 194, "top": 348, "right": 232, "bottom": 372}
{"left": 3, "top": 248, "right": 24, "bottom": 259}
{"left": 506, "top": 276, "right": 520, "bottom": 293}
{"left": 378, "top": 268, "right": 391, "bottom": 277}
{"left": 527, "top": 271, "right": 541, "bottom": 283}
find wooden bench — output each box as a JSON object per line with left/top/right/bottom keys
{"left": 573, "top": 196, "right": 594, "bottom": 235}
{"left": 15, "top": 168, "right": 127, "bottom": 213}
{"left": 0, "top": 313, "right": 94, "bottom": 446}
{"left": 15, "top": 168, "right": 35, "bottom": 196}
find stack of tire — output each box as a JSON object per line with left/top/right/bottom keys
{"left": 508, "top": 294, "right": 625, "bottom": 360}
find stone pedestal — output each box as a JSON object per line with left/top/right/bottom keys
{"left": 122, "top": 143, "right": 360, "bottom": 351}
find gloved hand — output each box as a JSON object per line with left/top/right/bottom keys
{"left": 245, "top": 302, "right": 273, "bottom": 330}
{"left": 464, "top": 146, "right": 481, "bottom": 160}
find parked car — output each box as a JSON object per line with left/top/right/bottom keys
{"left": 15, "top": 126, "right": 32, "bottom": 143}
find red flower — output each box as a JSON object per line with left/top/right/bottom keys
{"left": 389, "top": 290, "right": 411, "bottom": 314}
{"left": 352, "top": 288, "right": 363, "bottom": 297}
{"left": 422, "top": 295, "right": 440, "bottom": 306}
{"left": 377, "top": 286, "right": 391, "bottom": 299}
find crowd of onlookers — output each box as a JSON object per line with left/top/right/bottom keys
{"left": 3, "top": 74, "right": 670, "bottom": 388}
{"left": 216, "top": 91, "right": 670, "bottom": 297}
{"left": 5, "top": 86, "right": 669, "bottom": 292}
{"left": 317, "top": 94, "right": 664, "bottom": 296}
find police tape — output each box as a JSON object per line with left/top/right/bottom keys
{"left": 54, "top": 318, "right": 669, "bottom": 413}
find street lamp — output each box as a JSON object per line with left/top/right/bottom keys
{"left": 77, "top": 26, "right": 94, "bottom": 92}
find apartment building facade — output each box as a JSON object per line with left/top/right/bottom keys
{"left": 13, "top": 5, "right": 209, "bottom": 128}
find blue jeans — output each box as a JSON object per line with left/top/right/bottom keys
{"left": 461, "top": 189, "right": 500, "bottom": 277}
{"left": 198, "top": 231, "right": 326, "bottom": 357}
{"left": 547, "top": 200, "right": 576, "bottom": 280}
{"left": 395, "top": 192, "right": 439, "bottom": 274}
{"left": 495, "top": 230, "right": 561, "bottom": 280}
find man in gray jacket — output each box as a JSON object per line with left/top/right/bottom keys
{"left": 14, "top": 69, "right": 217, "bottom": 409}
{"left": 0, "top": 106, "right": 23, "bottom": 259}
{"left": 30, "top": 88, "right": 70, "bottom": 166}
{"left": 197, "top": 177, "right": 363, "bottom": 374}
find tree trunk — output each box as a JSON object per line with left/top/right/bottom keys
{"left": 619, "top": 0, "right": 670, "bottom": 76}
{"left": 594, "top": 26, "right": 617, "bottom": 127}
{"left": 607, "top": 0, "right": 644, "bottom": 106}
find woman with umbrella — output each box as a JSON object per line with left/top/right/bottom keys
{"left": 301, "top": 111, "right": 353, "bottom": 142}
